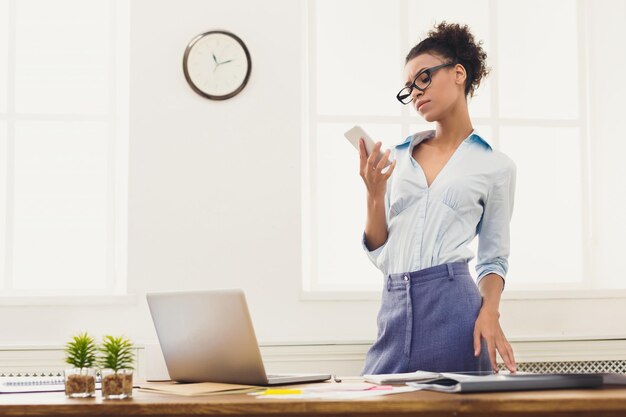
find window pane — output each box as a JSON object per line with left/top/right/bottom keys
{"left": 314, "top": 122, "right": 400, "bottom": 290}
{"left": 315, "top": 0, "right": 402, "bottom": 116}
{"left": 499, "top": 126, "right": 583, "bottom": 287}
{"left": 12, "top": 121, "right": 108, "bottom": 290}
{"left": 587, "top": 0, "right": 626, "bottom": 289}
{"left": 407, "top": 0, "right": 491, "bottom": 119}
{"left": 15, "top": 0, "right": 111, "bottom": 115}
{"left": 409, "top": 123, "right": 435, "bottom": 137}
{"left": 0, "top": 121, "right": 6, "bottom": 288}
{"left": 0, "top": 0, "right": 7, "bottom": 113}
{"left": 467, "top": 76, "right": 492, "bottom": 120}
{"left": 497, "top": 0, "right": 578, "bottom": 120}
{"left": 473, "top": 125, "right": 493, "bottom": 145}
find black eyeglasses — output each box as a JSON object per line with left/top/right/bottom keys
{"left": 396, "top": 62, "right": 456, "bottom": 105}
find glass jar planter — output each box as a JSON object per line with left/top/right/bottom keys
{"left": 101, "top": 369, "right": 133, "bottom": 399}
{"left": 64, "top": 367, "right": 97, "bottom": 398}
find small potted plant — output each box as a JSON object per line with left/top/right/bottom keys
{"left": 63, "top": 332, "right": 97, "bottom": 398}
{"left": 98, "top": 335, "right": 135, "bottom": 399}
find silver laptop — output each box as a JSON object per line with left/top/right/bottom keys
{"left": 146, "top": 289, "right": 331, "bottom": 385}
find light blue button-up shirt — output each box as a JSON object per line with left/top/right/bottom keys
{"left": 362, "top": 129, "right": 516, "bottom": 287}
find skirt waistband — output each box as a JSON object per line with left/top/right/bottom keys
{"left": 387, "top": 262, "right": 470, "bottom": 284}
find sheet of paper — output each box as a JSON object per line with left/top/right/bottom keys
{"left": 438, "top": 373, "right": 483, "bottom": 382}
{"left": 251, "top": 385, "right": 419, "bottom": 400}
{"left": 363, "top": 370, "right": 442, "bottom": 384}
{"left": 407, "top": 382, "right": 458, "bottom": 393}
{"left": 301, "top": 382, "right": 388, "bottom": 392}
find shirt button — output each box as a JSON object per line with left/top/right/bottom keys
{"left": 403, "top": 275, "right": 409, "bottom": 281}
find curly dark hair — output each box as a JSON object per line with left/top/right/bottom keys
{"left": 405, "top": 21, "right": 490, "bottom": 98}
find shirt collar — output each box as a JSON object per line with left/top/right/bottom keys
{"left": 396, "top": 129, "right": 493, "bottom": 150}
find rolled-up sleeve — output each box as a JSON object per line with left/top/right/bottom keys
{"left": 362, "top": 231, "right": 387, "bottom": 267}
{"left": 476, "top": 159, "right": 517, "bottom": 290}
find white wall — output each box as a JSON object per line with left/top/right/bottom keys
{"left": 125, "top": 0, "right": 381, "bottom": 344}
{"left": 1, "top": 0, "right": 625, "bottom": 351}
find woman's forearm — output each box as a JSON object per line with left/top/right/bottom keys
{"left": 364, "top": 195, "right": 388, "bottom": 251}
{"left": 478, "top": 273, "right": 504, "bottom": 314}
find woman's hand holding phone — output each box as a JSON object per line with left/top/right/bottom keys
{"left": 359, "top": 138, "right": 397, "bottom": 202}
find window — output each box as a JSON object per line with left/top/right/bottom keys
{"left": 0, "top": 0, "right": 129, "bottom": 296}
{"left": 303, "top": 0, "right": 626, "bottom": 296}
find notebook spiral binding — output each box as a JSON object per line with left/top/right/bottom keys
{"left": 1, "top": 377, "right": 65, "bottom": 386}
{"left": 0, "top": 372, "right": 63, "bottom": 378}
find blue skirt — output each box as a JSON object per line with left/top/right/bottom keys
{"left": 361, "top": 262, "right": 492, "bottom": 375}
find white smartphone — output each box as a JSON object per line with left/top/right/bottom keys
{"left": 344, "top": 125, "right": 392, "bottom": 168}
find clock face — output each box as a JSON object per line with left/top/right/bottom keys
{"left": 183, "top": 31, "right": 251, "bottom": 100}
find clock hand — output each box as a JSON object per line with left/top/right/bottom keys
{"left": 212, "top": 53, "right": 220, "bottom": 72}
{"left": 218, "top": 59, "right": 234, "bottom": 65}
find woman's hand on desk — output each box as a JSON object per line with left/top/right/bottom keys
{"left": 473, "top": 307, "right": 517, "bottom": 374}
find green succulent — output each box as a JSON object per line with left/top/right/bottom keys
{"left": 64, "top": 332, "right": 97, "bottom": 369}
{"left": 98, "top": 335, "right": 135, "bottom": 372}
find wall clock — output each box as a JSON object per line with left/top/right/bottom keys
{"left": 183, "top": 30, "right": 252, "bottom": 100}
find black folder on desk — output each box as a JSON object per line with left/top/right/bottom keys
{"left": 407, "top": 373, "right": 608, "bottom": 393}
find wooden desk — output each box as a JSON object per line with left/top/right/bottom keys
{"left": 1, "top": 385, "right": 626, "bottom": 417}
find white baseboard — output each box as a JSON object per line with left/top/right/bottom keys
{"left": 2, "top": 338, "right": 626, "bottom": 379}
{"left": 0, "top": 345, "right": 146, "bottom": 379}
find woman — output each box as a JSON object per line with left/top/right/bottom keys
{"left": 359, "top": 22, "right": 517, "bottom": 375}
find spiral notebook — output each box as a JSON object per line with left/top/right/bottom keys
{"left": 0, "top": 376, "right": 102, "bottom": 394}
{"left": 366, "top": 371, "right": 626, "bottom": 393}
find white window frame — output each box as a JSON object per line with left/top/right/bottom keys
{"left": 301, "top": 0, "right": 626, "bottom": 301}
{"left": 0, "top": 0, "right": 131, "bottom": 305}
